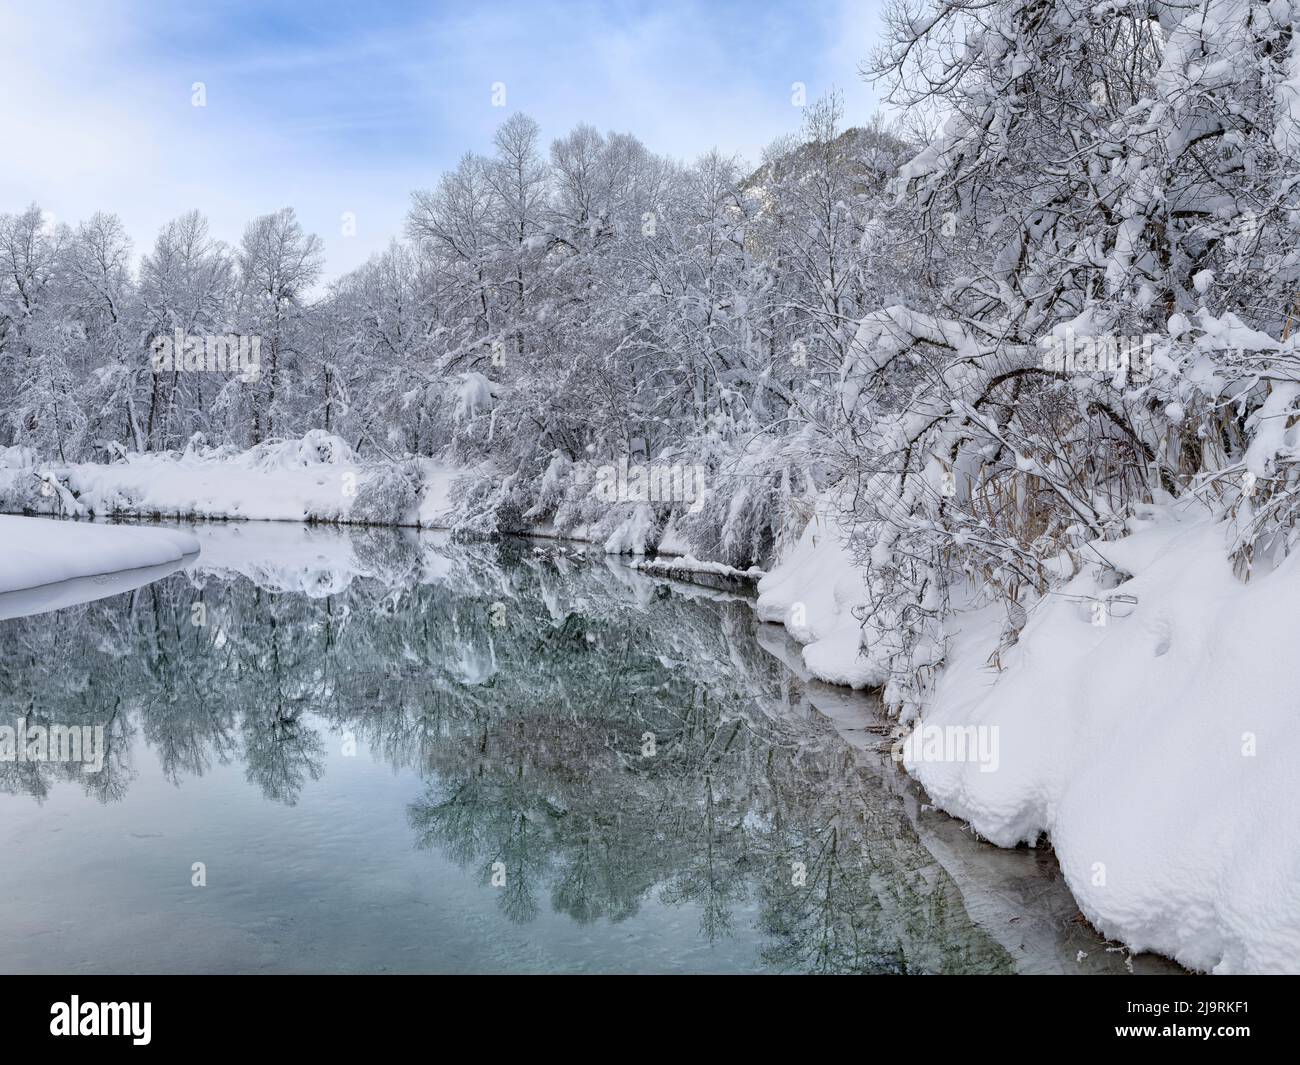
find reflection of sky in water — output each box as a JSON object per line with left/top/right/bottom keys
{"left": 0, "top": 522, "right": 1175, "bottom": 974}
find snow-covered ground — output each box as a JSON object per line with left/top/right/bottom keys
{"left": 0, "top": 434, "right": 459, "bottom": 529}
{"left": 754, "top": 499, "right": 877, "bottom": 690}
{"left": 757, "top": 500, "right": 1300, "bottom": 974}
{"left": 0, "top": 515, "right": 199, "bottom": 619}
{"left": 0, "top": 437, "right": 730, "bottom": 556}
{"left": 0, "top": 515, "right": 199, "bottom": 594}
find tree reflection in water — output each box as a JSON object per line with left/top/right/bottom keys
{"left": 0, "top": 525, "right": 1014, "bottom": 973}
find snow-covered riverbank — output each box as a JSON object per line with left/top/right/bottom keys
{"left": 0, "top": 434, "right": 458, "bottom": 529}
{"left": 0, "top": 515, "right": 198, "bottom": 594}
{"left": 0, "top": 515, "right": 199, "bottom": 619}
{"left": 7, "top": 439, "right": 1295, "bottom": 973}
{"left": 755, "top": 501, "right": 1300, "bottom": 974}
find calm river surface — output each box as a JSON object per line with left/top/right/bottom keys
{"left": 0, "top": 521, "right": 1177, "bottom": 973}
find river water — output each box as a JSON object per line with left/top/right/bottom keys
{"left": 0, "top": 521, "right": 1178, "bottom": 973}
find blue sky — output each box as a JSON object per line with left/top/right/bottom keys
{"left": 0, "top": 0, "right": 887, "bottom": 279}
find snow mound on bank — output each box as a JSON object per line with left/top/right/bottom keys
{"left": 0, "top": 515, "right": 199, "bottom": 595}
{"left": 415, "top": 459, "right": 459, "bottom": 528}
{"left": 240, "top": 429, "right": 357, "bottom": 472}
{"left": 755, "top": 501, "right": 878, "bottom": 689}
{"left": 909, "top": 510, "right": 1300, "bottom": 974}
{"left": 755, "top": 497, "right": 1300, "bottom": 972}
{"left": 603, "top": 502, "right": 655, "bottom": 555}
{"left": 0, "top": 436, "right": 447, "bottom": 528}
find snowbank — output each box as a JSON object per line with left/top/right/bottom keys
{"left": 760, "top": 498, "right": 1300, "bottom": 972}
{"left": 0, "top": 516, "right": 199, "bottom": 618}
{"left": 0, "top": 433, "right": 459, "bottom": 529}
{"left": 0, "top": 515, "right": 198, "bottom": 595}
{"left": 905, "top": 509, "right": 1300, "bottom": 974}
{"left": 415, "top": 458, "right": 458, "bottom": 527}
{"left": 755, "top": 500, "right": 879, "bottom": 689}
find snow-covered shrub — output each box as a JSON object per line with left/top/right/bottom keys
{"left": 244, "top": 429, "right": 357, "bottom": 471}
{"left": 675, "top": 442, "right": 819, "bottom": 568}
{"left": 448, "top": 469, "right": 531, "bottom": 539}
{"left": 348, "top": 460, "right": 422, "bottom": 526}
{"left": 603, "top": 502, "right": 656, "bottom": 555}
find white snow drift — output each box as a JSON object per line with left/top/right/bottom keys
{"left": 758, "top": 502, "right": 1300, "bottom": 974}
{"left": 0, "top": 433, "right": 459, "bottom": 529}
{"left": 0, "top": 515, "right": 198, "bottom": 603}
